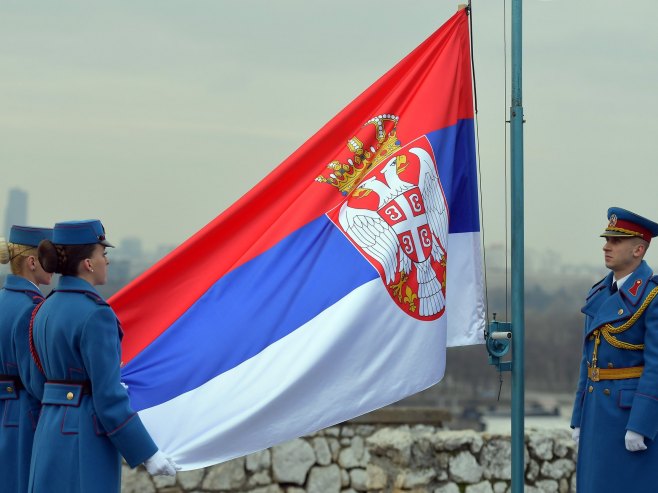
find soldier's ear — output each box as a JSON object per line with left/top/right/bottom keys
{"left": 633, "top": 241, "right": 647, "bottom": 258}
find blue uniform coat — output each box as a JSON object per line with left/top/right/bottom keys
{"left": 0, "top": 275, "right": 43, "bottom": 493}
{"left": 571, "top": 261, "right": 658, "bottom": 493}
{"left": 27, "top": 276, "right": 157, "bottom": 493}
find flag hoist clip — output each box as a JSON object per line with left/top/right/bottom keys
{"left": 486, "top": 314, "right": 512, "bottom": 372}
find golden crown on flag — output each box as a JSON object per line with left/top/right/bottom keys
{"left": 316, "top": 114, "right": 400, "bottom": 195}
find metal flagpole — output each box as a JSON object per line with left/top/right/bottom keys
{"left": 479, "top": 0, "right": 524, "bottom": 488}
{"left": 510, "top": 0, "right": 525, "bottom": 491}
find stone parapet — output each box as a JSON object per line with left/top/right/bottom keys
{"left": 122, "top": 425, "right": 576, "bottom": 493}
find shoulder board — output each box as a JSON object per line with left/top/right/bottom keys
{"left": 19, "top": 289, "right": 43, "bottom": 303}
{"left": 84, "top": 292, "right": 109, "bottom": 306}
{"left": 4, "top": 286, "right": 41, "bottom": 298}
{"left": 585, "top": 277, "right": 607, "bottom": 301}
{"left": 56, "top": 288, "right": 108, "bottom": 306}
{"left": 33, "top": 289, "right": 55, "bottom": 304}
{"left": 651, "top": 275, "right": 658, "bottom": 285}
{"left": 591, "top": 277, "right": 606, "bottom": 290}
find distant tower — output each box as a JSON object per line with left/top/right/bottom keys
{"left": 4, "top": 188, "right": 28, "bottom": 237}
{"left": 119, "top": 237, "right": 143, "bottom": 258}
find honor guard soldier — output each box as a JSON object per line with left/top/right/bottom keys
{"left": 0, "top": 226, "right": 53, "bottom": 493}
{"left": 27, "top": 220, "right": 179, "bottom": 493}
{"left": 571, "top": 207, "right": 658, "bottom": 493}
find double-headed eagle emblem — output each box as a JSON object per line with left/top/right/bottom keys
{"left": 319, "top": 116, "right": 448, "bottom": 320}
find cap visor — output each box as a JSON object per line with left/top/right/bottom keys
{"left": 100, "top": 239, "right": 115, "bottom": 248}
{"left": 600, "top": 231, "right": 636, "bottom": 238}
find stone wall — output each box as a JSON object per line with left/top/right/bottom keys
{"left": 122, "top": 425, "right": 577, "bottom": 493}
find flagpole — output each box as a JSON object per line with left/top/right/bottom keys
{"left": 510, "top": 0, "right": 525, "bottom": 491}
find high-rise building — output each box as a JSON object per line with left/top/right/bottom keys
{"left": 3, "top": 188, "right": 28, "bottom": 237}
{"left": 119, "top": 237, "right": 144, "bottom": 258}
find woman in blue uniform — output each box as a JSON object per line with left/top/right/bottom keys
{"left": 0, "top": 226, "right": 53, "bottom": 493}
{"left": 27, "top": 219, "right": 178, "bottom": 493}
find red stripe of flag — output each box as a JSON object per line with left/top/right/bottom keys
{"left": 111, "top": 9, "right": 473, "bottom": 364}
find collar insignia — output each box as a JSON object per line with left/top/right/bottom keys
{"left": 629, "top": 279, "right": 642, "bottom": 297}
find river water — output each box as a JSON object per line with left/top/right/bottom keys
{"left": 481, "top": 403, "right": 573, "bottom": 434}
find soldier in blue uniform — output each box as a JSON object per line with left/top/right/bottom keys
{"left": 571, "top": 207, "right": 658, "bottom": 493}
{"left": 27, "top": 220, "right": 179, "bottom": 493}
{"left": 0, "top": 226, "right": 53, "bottom": 493}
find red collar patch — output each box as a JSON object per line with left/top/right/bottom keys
{"left": 629, "top": 279, "right": 643, "bottom": 297}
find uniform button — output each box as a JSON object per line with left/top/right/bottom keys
{"left": 608, "top": 363, "right": 614, "bottom": 368}
{"left": 588, "top": 386, "right": 594, "bottom": 393}
{"left": 589, "top": 335, "right": 594, "bottom": 341}
{"left": 618, "top": 309, "right": 624, "bottom": 315}
{"left": 604, "top": 389, "right": 611, "bottom": 396}
{"left": 66, "top": 392, "right": 74, "bottom": 400}
{"left": 6, "top": 386, "right": 13, "bottom": 393}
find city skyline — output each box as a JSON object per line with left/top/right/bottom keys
{"left": 1, "top": 1, "right": 657, "bottom": 270}
{"left": 3, "top": 188, "right": 27, "bottom": 238}
{"left": 0, "top": 185, "right": 633, "bottom": 275}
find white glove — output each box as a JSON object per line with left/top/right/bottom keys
{"left": 144, "top": 450, "right": 180, "bottom": 476}
{"left": 625, "top": 430, "right": 647, "bottom": 452}
{"left": 571, "top": 427, "right": 580, "bottom": 445}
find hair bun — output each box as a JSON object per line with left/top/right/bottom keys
{"left": 0, "top": 238, "right": 9, "bottom": 265}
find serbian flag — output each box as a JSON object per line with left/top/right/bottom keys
{"left": 111, "top": 9, "right": 484, "bottom": 470}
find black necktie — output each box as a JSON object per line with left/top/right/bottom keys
{"left": 611, "top": 282, "right": 618, "bottom": 294}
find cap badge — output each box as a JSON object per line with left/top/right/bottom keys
{"left": 608, "top": 214, "right": 618, "bottom": 227}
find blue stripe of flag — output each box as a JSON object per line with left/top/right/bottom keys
{"left": 429, "top": 119, "right": 479, "bottom": 234}
{"left": 122, "top": 216, "right": 378, "bottom": 411}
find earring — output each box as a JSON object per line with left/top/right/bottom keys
{"left": 90, "top": 268, "right": 95, "bottom": 273}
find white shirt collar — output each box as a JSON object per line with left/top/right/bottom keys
{"left": 614, "top": 273, "right": 632, "bottom": 290}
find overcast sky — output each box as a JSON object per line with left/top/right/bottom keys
{"left": 1, "top": 0, "right": 656, "bottom": 270}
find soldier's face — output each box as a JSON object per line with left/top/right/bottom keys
{"left": 603, "top": 237, "right": 643, "bottom": 275}
{"left": 88, "top": 244, "right": 110, "bottom": 286}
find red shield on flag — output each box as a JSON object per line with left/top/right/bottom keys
{"left": 378, "top": 187, "right": 432, "bottom": 264}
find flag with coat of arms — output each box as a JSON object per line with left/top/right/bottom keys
{"left": 110, "top": 8, "right": 485, "bottom": 470}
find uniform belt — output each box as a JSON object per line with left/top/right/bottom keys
{"left": 588, "top": 366, "right": 644, "bottom": 381}
{"left": 46, "top": 380, "right": 92, "bottom": 394}
{"left": 42, "top": 380, "right": 92, "bottom": 406}
{"left": 0, "top": 374, "right": 25, "bottom": 390}
{"left": 0, "top": 374, "right": 25, "bottom": 399}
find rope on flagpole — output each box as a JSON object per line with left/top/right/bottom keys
{"left": 503, "top": 0, "right": 511, "bottom": 323}
{"left": 467, "top": 1, "right": 492, "bottom": 328}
